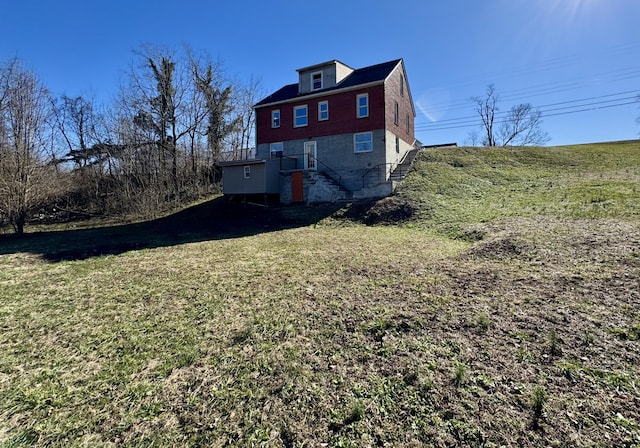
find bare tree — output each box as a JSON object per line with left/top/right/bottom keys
{"left": 0, "top": 47, "right": 261, "bottom": 228}
{"left": 184, "top": 50, "right": 221, "bottom": 175}
{"left": 0, "top": 58, "right": 57, "bottom": 234}
{"left": 192, "top": 63, "right": 240, "bottom": 160}
{"left": 230, "top": 76, "right": 262, "bottom": 159}
{"left": 471, "top": 84, "right": 498, "bottom": 147}
{"left": 465, "top": 129, "right": 481, "bottom": 147}
{"left": 498, "top": 103, "right": 550, "bottom": 146}
{"left": 113, "top": 46, "right": 233, "bottom": 212}
{"left": 471, "top": 84, "right": 549, "bottom": 146}
{"left": 127, "top": 46, "right": 194, "bottom": 200}
{"left": 53, "top": 95, "right": 123, "bottom": 216}
{"left": 55, "top": 95, "right": 108, "bottom": 169}
{"left": 148, "top": 56, "right": 179, "bottom": 191}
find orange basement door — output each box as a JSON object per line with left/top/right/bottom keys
{"left": 292, "top": 171, "right": 303, "bottom": 203}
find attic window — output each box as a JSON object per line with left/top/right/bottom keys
{"left": 312, "top": 72, "right": 323, "bottom": 90}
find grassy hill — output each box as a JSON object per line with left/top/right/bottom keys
{"left": 1, "top": 141, "right": 639, "bottom": 447}
{"left": 398, "top": 140, "right": 640, "bottom": 232}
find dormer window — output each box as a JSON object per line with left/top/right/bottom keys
{"left": 312, "top": 71, "right": 323, "bottom": 90}
{"left": 296, "top": 61, "right": 353, "bottom": 94}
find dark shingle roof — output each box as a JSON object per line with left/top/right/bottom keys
{"left": 254, "top": 83, "right": 299, "bottom": 107}
{"left": 255, "top": 59, "right": 402, "bottom": 107}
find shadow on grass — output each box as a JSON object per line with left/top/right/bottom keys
{"left": 0, "top": 197, "right": 344, "bottom": 262}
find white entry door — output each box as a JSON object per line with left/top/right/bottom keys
{"left": 304, "top": 141, "right": 317, "bottom": 170}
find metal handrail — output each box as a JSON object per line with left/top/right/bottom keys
{"left": 280, "top": 153, "right": 344, "bottom": 191}
{"left": 361, "top": 146, "right": 419, "bottom": 188}
{"left": 362, "top": 162, "right": 394, "bottom": 189}
{"left": 393, "top": 163, "right": 410, "bottom": 179}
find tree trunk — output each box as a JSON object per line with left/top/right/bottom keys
{"left": 11, "top": 210, "right": 26, "bottom": 236}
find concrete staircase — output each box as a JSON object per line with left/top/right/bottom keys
{"left": 305, "top": 170, "right": 351, "bottom": 203}
{"left": 389, "top": 147, "right": 420, "bottom": 182}
{"left": 288, "top": 146, "right": 422, "bottom": 204}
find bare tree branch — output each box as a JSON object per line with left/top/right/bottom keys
{"left": 471, "top": 84, "right": 498, "bottom": 147}
{"left": 498, "top": 103, "right": 550, "bottom": 146}
{"left": 0, "top": 58, "right": 59, "bottom": 234}
{"left": 471, "top": 84, "right": 550, "bottom": 147}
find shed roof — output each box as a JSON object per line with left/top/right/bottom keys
{"left": 295, "top": 59, "right": 353, "bottom": 73}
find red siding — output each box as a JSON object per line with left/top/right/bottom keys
{"left": 256, "top": 85, "right": 386, "bottom": 144}
{"left": 384, "top": 65, "right": 415, "bottom": 145}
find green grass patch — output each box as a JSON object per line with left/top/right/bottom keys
{"left": 397, "top": 141, "right": 640, "bottom": 237}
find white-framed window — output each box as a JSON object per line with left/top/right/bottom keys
{"left": 271, "top": 109, "right": 280, "bottom": 128}
{"left": 312, "top": 71, "right": 323, "bottom": 90}
{"left": 243, "top": 165, "right": 251, "bottom": 179}
{"left": 394, "top": 101, "right": 399, "bottom": 125}
{"left": 270, "top": 142, "right": 283, "bottom": 158}
{"left": 318, "top": 101, "right": 329, "bottom": 121}
{"left": 354, "top": 132, "right": 373, "bottom": 153}
{"left": 294, "top": 105, "right": 308, "bottom": 127}
{"left": 356, "top": 93, "right": 369, "bottom": 118}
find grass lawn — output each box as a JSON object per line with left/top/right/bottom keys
{"left": 1, "top": 141, "right": 639, "bottom": 447}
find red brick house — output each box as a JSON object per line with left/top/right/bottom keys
{"left": 222, "top": 58, "right": 418, "bottom": 203}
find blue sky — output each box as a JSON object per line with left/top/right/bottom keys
{"left": 2, "top": 0, "right": 639, "bottom": 146}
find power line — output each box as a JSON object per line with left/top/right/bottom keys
{"left": 542, "top": 100, "right": 640, "bottom": 118}
{"left": 419, "top": 40, "right": 640, "bottom": 103}
{"left": 419, "top": 64, "right": 640, "bottom": 115}
{"left": 416, "top": 90, "right": 640, "bottom": 131}
{"left": 413, "top": 40, "right": 640, "bottom": 136}
{"left": 540, "top": 95, "right": 639, "bottom": 114}
{"left": 420, "top": 89, "right": 640, "bottom": 126}
{"left": 417, "top": 96, "right": 640, "bottom": 132}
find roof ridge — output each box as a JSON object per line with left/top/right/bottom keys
{"left": 354, "top": 58, "right": 402, "bottom": 71}
{"left": 254, "top": 58, "right": 403, "bottom": 108}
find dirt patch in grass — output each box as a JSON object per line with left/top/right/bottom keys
{"left": 362, "top": 196, "right": 420, "bottom": 224}
{"left": 427, "top": 218, "right": 640, "bottom": 446}
{"left": 333, "top": 196, "right": 420, "bottom": 225}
